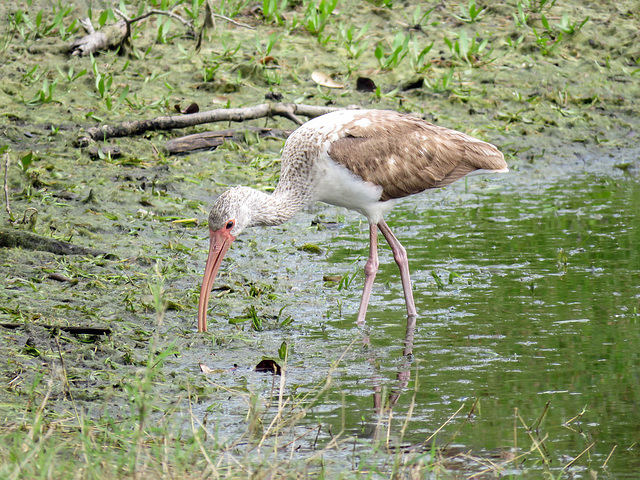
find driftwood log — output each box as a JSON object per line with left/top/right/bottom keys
{"left": 69, "top": 19, "right": 128, "bottom": 57}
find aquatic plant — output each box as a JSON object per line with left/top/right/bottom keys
{"left": 406, "top": 5, "right": 437, "bottom": 30}
{"left": 444, "top": 29, "right": 494, "bottom": 66}
{"left": 337, "top": 22, "right": 370, "bottom": 60}
{"left": 215, "top": 0, "right": 252, "bottom": 18}
{"left": 555, "top": 12, "right": 589, "bottom": 35}
{"left": 425, "top": 67, "right": 455, "bottom": 93}
{"left": 24, "top": 78, "right": 58, "bottom": 105}
{"left": 531, "top": 25, "right": 563, "bottom": 56}
{"left": 8, "top": 1, "right": 78, "bottom": 42}
{"left": 262, "top": 0, "right": 288, "bottom": 25}
{"left": 521, "top": 0, "right": 556, "bottom": 14}
{"left": 513, "top": 1, "right": 531, "bottom": 28}
{"left": 452, "top": 0, "right": 486, "bottom": 24}
{"left": 302, "top": 0, "right": 338, "bottom": 37}
{"left": 374, "top": 31, "right": 411, "bottom": 70}
{"left": 409, "top": 41, "right": 434, "bottom": 73}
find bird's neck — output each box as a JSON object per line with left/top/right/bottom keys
{"left": 246, "top": 186, "right": 310, "bottom": 227}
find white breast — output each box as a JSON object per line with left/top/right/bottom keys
{"left": 313, "top": 151, "right": 397, "bottom": 224}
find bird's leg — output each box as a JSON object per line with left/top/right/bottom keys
{"left": 378, "top": 219, "right": 417, "bottom": 319}
{"left": 356, "top": 223, "right": 379, "bottom": 326}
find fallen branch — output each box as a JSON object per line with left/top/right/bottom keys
{"left": 166, "top": 126, "right": 292, "bottom": 154}
{"left": 84, "top": 103, "right": 346, "bottom": 143}
{"left": 0, "top": 229, "right": 110, "bottom": 257}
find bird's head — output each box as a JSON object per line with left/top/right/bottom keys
{"left": 207, "top": 186, "right": 257, "bottom": 236}
{"left": 197, "top": 187, "right": 257, "bottom": 332}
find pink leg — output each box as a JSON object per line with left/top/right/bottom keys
{"left": 356, "top": 223, "right": 379, "bottom": 326}
{"left": 378, "top": 219, "right": 417, "bottom": 319}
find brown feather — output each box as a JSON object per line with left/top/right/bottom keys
{"left": 327, "top": 111, "right": 506, "bottom": 201}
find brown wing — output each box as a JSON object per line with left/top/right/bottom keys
{"left": 327, "top": 110, "right": 507, "bottom": 201}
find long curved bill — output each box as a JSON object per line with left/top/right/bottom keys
{"left": 197, "top": 229, "right": 235, "bottom": 332}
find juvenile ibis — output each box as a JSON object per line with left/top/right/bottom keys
{"left": 197, "top": 109, "right": 508, "bottom": 332}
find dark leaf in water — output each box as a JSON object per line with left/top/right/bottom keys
{"left": 183, "top": 102, "right": 199, "bottom": 114}
{"left": 175, "top": 103, "right": 199, "bottom": 114}
{"left": 356, "top": 77, "right": 376, "bottom": 92}
{"left": 255, "top": 359, "right": 281, "bottom": 375}
{"left": 402, "top": 78, "right": 424, "bottom": 91}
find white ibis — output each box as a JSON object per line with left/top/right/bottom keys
{"left": 197, "top": 109, "right": 508, "bottom": 332}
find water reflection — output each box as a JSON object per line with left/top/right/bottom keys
{"left": 368, "top": 314, "right": 415, "bottom": 415}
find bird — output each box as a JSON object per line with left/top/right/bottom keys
{"left": 197, "top": 109, "right": 508, "bottom": 332}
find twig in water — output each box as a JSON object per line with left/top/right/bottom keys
{"left": 278, "top": 424, "right": 322, "bottom": 453}
{"left": 442, "top": 397, "right": 479, "bottom": 449}
{"left": 423, "top": 402, "right": 466, "bottom": 447}
{"left": 210, "top": 12, "right": 254, "bottom": 29}
{"left": 563, "top": 404, "right": 588, "bottom": 426}
{"left": 121, "top": 8, "right": 194, "bottom": 29}
{"left": 563, "top": 440, "right": 596, "bottom": 470}
{"left": 603, "top": 444, "right": 617, "bottom": 468}
{"left": 313, "top": 424, "right": 322, "bottom": 450}
{"left": 517, "top": 410, "right": 550, "bottom": 466}
{"left": 531, "top": 400, "right": 550, "bottom": 431}
{"left": 468, "top": 433, "right": 550, "bottom": 479}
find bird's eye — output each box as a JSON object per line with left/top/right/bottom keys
{"left": 225, "top": 220, "right": 234, "bottom": 230}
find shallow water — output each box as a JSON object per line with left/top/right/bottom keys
{"left": 273, "top": 168, "right": 640, "bottom": 476}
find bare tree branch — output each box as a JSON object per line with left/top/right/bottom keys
{"left": 125, "top": 8, "right": 194, "bottom": 29}
{"left": 210, "top": 12, "right": 254, "bottom": 29}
